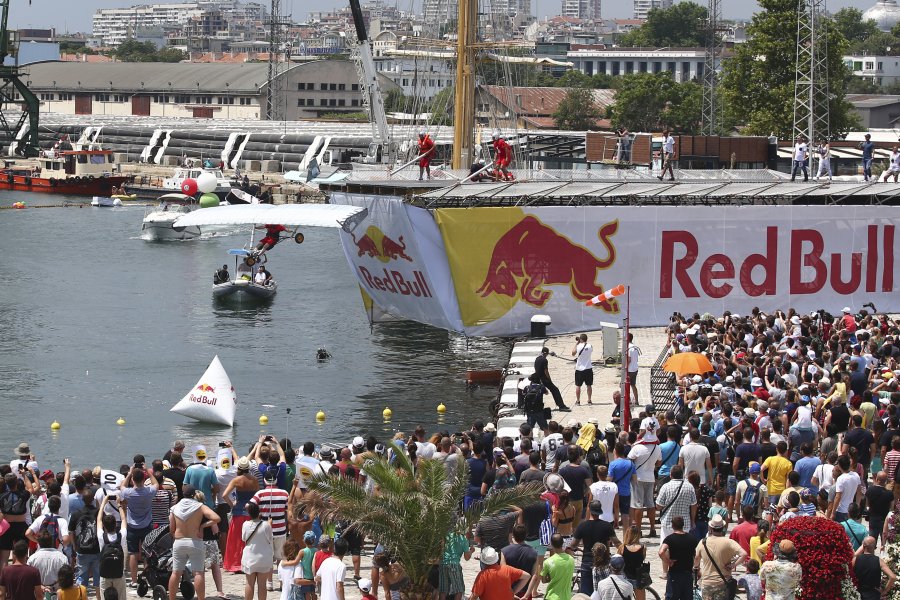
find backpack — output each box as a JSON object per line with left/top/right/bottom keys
{"left": 99, "top": 533, "right": 125, "bottom": 579}
{"left": 740, "top": 480, "right": 762, "bottom": 513}
{"left": 38, "top": 515, "right": 61, "bottom": 548}
{"left": 74, "top": 512, "right": 100, "bottom": 554}
{"left": 522, "top": 383, "right": 544, "bottom": 412}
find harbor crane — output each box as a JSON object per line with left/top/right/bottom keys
{"left": 0, "top": 0, "right": 39, "bottom": 157}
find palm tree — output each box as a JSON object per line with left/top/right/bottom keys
{"left": 303, "top": 443, "right": 543, "bottom": 599}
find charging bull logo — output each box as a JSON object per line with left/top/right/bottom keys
{"left": 349, "top": 226, "right": 412, "bottom": 263}
{"left": 476, "top": 216, "right": 620, "bottom": 312}
{"left": 196, "top": 384, "right": 215, "bottom": 392}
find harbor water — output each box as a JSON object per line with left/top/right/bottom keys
{"left": 0, "top": 192, "right": 510, "bottom": 467}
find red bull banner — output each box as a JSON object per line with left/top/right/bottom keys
{"left": 332, "top": 193, "right": 464, "bottom": 332}
{"left": 436, "top": 205, "right": 897, "bottom": 335}
{"left": 331, "top": 195, "right": 899, "bottom": 336}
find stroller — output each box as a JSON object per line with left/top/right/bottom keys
{"left": 136, "top": 524, "right": 196, "bottom": 600}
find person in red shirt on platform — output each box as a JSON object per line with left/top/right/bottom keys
{"left": 417, "top": 131, "right": 435, "bottom": 181}
{"left": 255, "top": 224, "right": 288, "bottom": 258}
{"left": 470, "top": 547, "right": 529, "bottom": 600}
{"left": 491, "top": 133, "right": 514, "bottom": 181}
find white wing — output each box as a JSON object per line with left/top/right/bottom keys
{"left": 172, "top": 204, "right": 366, "bottom": 228}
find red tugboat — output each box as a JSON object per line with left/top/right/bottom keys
{"left": 0, "top": 149, "right": 130, "bottom": 196}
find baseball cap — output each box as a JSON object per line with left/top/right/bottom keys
{"left": 842, "top": 306, "right": 852, "bottom": 313}
{"left": 481, "top": 546, "right": 499, "bottom": 565}
{"left": 749, "top": 462, "right": 761, "bottom": 474}
{"left": 645, "top": 404, "right": 656, "bottom": 414}
{"left": 318, "top": 534, "right": 332, "bottom": 546}
{"left": 799, "top": 395, "right": 810, "bottom": 403}
{"left": 493, "top": 447, "right": 505, "bottom": 455}
{"left": 609, "top": 555, "right": 625, "bottom": 570}
{"left": 39, "top": 469, "right": 55, "bottom": 481}
{"left": 743, "top": 407, "right": 756, "bottom": 418}
{"left": 692, "top": 375, "right": 702, "bottom": 383}
{"left": 303, "top": 531, "right": 317, "bottom": 543}
{"left": 352, "top": 436, "right": 365, "bottom": 449}
{"left": 544, "top": 473, "right": 564, "bottom": 493}
{"left": 358, "top": 578, "right": 372, "bottom": 592}
{"left": 790, "top": 315, "right": 800, "bottom": 325}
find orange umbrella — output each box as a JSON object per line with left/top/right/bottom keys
{"left": 662, "top": 352, "right": 714, "bottom": 377}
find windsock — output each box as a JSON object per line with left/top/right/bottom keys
{"left": 585, "top": 284, "right": 625, "bottom": 306}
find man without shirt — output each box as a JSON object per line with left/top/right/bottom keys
{"left": 169, "top": 485, "right": 220, "bottom": 600}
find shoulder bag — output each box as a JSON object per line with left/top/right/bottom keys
{"left": 658, "top": 479, "right": 687, "bottom": 519}
{"left": 608, "top": 575, "right": 631, "bottom": 600}
{"left": 702, "top": 539, "right": 738, "bottom": 600}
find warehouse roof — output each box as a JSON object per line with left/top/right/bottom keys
{"left": 21, "top": 61, "right": 304, "bottom": 94}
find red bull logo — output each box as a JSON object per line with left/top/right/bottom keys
{"left": 196, "top": 384, "right": 215, "bottom": 392}
{"left": 349, "top": 226, "right": 413, "bottom": 263}
{"left": 188, "top": 393, "right": 217, "bottom": 405}
{"left": 476, "top": 216, "right": 620, "bottom": 312}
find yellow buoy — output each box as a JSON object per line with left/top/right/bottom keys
{"left": 50, "top": 421, "right": 60, "bottom": 430}
{"left": 437, "top": 403, "right": 447, "bottom": 413}
{"left": 316, "top": 411, "right": 326, "bottom": 421}
{"left": 382, "top": 407, "right": 393, "bottom": 419}
{"left": 116, "top": 418, "right": 126, "bottom": 426}
{"left": 259, "top": 414, "right": 269, "bottom": 425}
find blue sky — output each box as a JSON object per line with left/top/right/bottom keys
{"left": 9, "top": 0, "right": 878, "bottom": 34}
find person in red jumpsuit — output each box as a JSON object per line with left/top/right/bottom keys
{"left": 255, "top": 223, "right": 288, "bottom": 257}
{"left": 492, "top": 133, "right": 514, "bottom": 181}
{"left": 417, "top": 131, "right": 435, "bottom": 181}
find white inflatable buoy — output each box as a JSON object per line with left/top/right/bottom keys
{"left": 196, "top": 172, "right": 217, "bottom": 194}
{"left": 170, "top": 355, "right": 237, "bottom": 426}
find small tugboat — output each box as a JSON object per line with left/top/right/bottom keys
{"left": 0, "top": 148, "right": 129, "bottom": 196}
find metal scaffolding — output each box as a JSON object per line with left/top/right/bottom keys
{"left": 700, "top": 0, "right": 724, "bottom": 135}
{"left": 265, "top": 0, "right": 290, "bottom": 121}
{"left": 793, "top": 0, "right": 830, "bottom": 145}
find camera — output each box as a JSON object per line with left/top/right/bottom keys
{"left": 219, "top": 442, "right": 227, "bottom": 448}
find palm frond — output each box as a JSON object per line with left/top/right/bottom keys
{"left": 462, "top": 482, "right": 544, "bottom": 530}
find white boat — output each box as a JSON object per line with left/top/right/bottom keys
{"left": 163, "top": 166, "right": 232, "bottom": 198}
{"left": 141, "top": 193, "right": 201, "bottom": 241}
{"left": 213, "top": 249, "right": 278, "bottom": 301}
{"left": 170, "top": 355, "right": 236, "bottom": 426}
{"left": 91, "top": 196, "right": 122, "bottom": 207}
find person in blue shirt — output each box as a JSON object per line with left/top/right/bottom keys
{"left": 607, "top": 442, "right": 635, "bottom": 531}
{"left": 657, "top": 427, "right": 681, "bottom": 485}
{"left": 793, "top": 443, "right": 821, "bottom": 495}
{"left": 183, "top": 446, "right": 221, "bottom": 509}
{"left": 859, "top": 133, "right": 875, "bottom": 181}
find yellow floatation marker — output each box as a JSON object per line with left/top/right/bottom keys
{"left": 316, "top": 411, "right": 326, "bottom": 421}
{"left": 437, "top": 403, "right": 447, "bottom": 413}
{"left": 116, "top": 417, "right": 126, "bottom": 425}
{"left": 383, "top": 407, "right": 392, "bottom": 419}
{"left": 51, "top": 421, "right": 60, "bottom": 430}
{"left": 259, "top": 414, "right": 269, "bottom": 425}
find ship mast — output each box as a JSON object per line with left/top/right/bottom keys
{"left": 451, "top": 0, "right": 476, "bottom": 170}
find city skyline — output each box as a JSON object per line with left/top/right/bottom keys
{"left": 7, "top": 0, "right": 882, "bottom": 33}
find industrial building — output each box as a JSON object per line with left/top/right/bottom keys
{"left": 567, "top": 47, "right": 716, "bottom": 83}
{"left": 20, "top": 60, "right": 400, "bottom": 120}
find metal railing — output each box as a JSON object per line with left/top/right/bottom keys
{"left": 649, "top": 343, "right": 677, "bottom": 413}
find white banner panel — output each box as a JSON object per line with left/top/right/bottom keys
{"left": 332, "top": 192, "right": 463, "bottom": 332}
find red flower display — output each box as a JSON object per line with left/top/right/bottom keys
{"left": 766, "top": 517, "right": 855, "bottom": 600}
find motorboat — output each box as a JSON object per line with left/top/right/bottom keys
{"left": 141, "top": 193, "right": 200, "bottom": 241}
{"left": 91, "top": 196, "right": 122, "bottom": 207}
{"left": 0, "top": 148, "right": 130, "bottom": 196}
{"left": 162, "top": 166, "right": 231, "bottom": 199}
{"left": 213, "top": 249, "right": 278, "bottom": 301}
